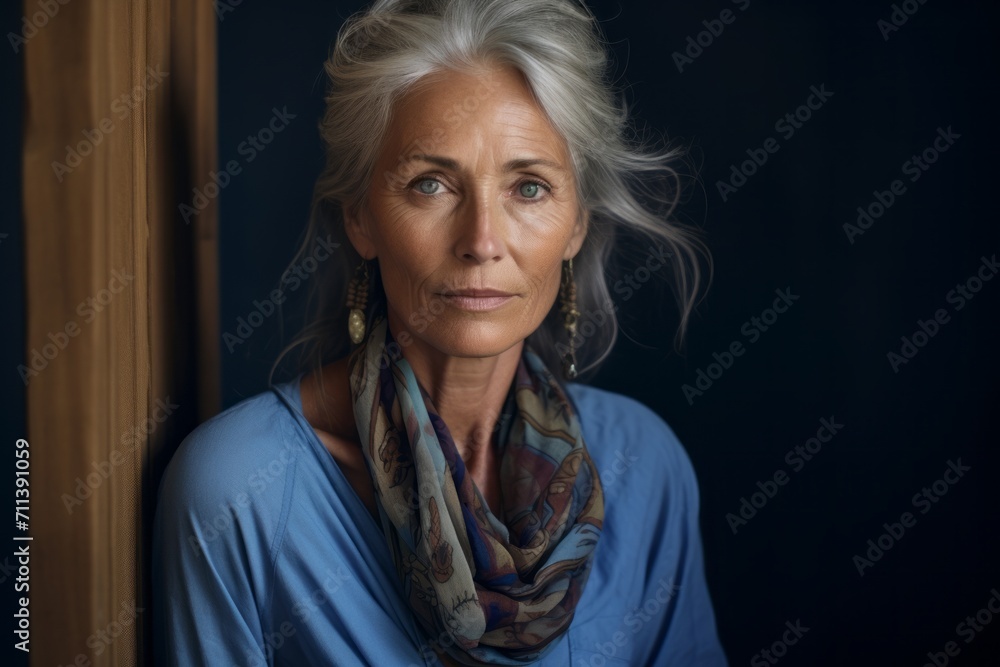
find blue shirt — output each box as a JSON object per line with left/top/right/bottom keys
{"left": 153, "top": 375, "right": 728, "bottom": 666}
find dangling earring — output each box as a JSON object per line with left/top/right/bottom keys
{"left": 559, "top": 257, "right": 580, "bottom": 380}
{"left": 346, "top": 258, "right": 370, "bottom": 345}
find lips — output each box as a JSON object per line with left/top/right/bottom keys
{"left": 439, "top": 289, "right": 516, "bottom": 298}
{"left": 436, "top": 288, "right": 517, "bottom": 312}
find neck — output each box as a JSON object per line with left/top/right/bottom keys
{"left": 385, "top": 312, "right": 523, "bottom": 467}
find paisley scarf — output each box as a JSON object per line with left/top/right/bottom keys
{"left": 347, "top": 316, "right": 605, "bottom": 665}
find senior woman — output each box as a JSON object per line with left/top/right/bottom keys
{"left": 154, "top": 0, "right": 727, "bottom": 665}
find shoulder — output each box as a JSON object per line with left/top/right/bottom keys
{"left": 565, "top": 382, "right": 700, "bottom": 509}
{"left": 155, "top": 386, "right": 303, "bottom": 547}
{"left": 153, "top": 387, "right": 310, "bottom": 661}
{"left": 565, "top": 382, "right": 681, "bottom": 444}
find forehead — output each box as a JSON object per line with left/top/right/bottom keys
{"left": 382, "top": 64, "right": 570, "bottom": 162}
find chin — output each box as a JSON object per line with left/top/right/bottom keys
{"left": 426, "top": 320, "right": 527, "bottom": 359}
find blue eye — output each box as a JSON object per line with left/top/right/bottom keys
{"left": 416, "top": 178, "right": 441, "bottom": 195}
{"left": 519, "top": 182, "right": 542, "bottom": 198}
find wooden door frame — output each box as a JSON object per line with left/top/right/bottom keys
{"left": 21, "top": 0, "right": 219, "bottom": 663}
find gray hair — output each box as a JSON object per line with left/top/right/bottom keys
{"left": 271, "top": 0, "right": 710, "bottom": 383}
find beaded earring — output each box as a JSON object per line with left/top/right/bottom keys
{"left": 346, "top": 258, "right": 370, "bottom": 345}
{"left": 559, "top": 257, "right": 580, "bottom": 380}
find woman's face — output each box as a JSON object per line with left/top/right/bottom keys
{"left": 346, "top": 64, "right": 587, "bottom": 358}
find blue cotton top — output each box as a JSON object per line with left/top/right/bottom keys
{"left": 153, "top": 376, "right": 728, "bottom": 667}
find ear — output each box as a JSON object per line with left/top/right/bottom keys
{"left": 343, "top": 202, "right": 378, "bottom": 261}
{"left": 563, "top": 207, "right": 589, "bottom": 260}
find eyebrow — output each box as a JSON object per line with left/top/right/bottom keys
{"left": 405, "top": 154, "right": 567, "bottom": 173}
{"left": 504, "top": 157, "right": 566, "bottom": 172}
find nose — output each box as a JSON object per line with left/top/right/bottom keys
{"left": 452, "top": 186, "right": 506, "bottom": 264}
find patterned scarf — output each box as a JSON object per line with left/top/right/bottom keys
{"left": 347, "top": 316, "right": 605, "bottom": 665}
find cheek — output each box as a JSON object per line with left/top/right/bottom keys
{"left": 369, "top": 211, "right": 441, "bottom": 292}
{"left": 513, "top": 196, "right": 577, "bottom": 234}
{"left": 513, "top": 225, "right": 574, "bottom": 295}
{"left": 509, "top": 260, "right": 563, "bottom": 331}
{"left": 379, "top": 261, "right": 432, "bottom": 311}
{"left": 513, "top": 194, "right": 582, "bottom": 254}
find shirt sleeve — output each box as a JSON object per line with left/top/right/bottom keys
{"left": 636, "top": 413, "right": 729, "bottom": 667}
{"left": 153, "top": 413, "right": 285, "bottom": 667}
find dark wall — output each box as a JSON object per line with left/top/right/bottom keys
{"left": 218, "top": 1, "right": 1000, "bottom": 665}
{"left": 217, "top": 0, "right": 337, "bottom": 405}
